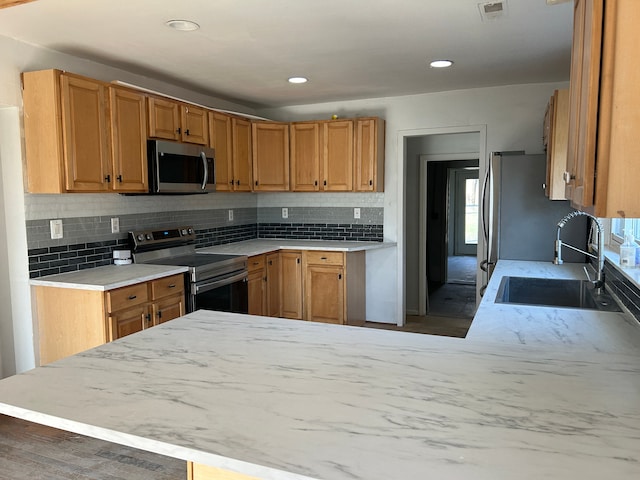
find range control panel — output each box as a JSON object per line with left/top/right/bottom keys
{"left": 129, "top": 226, "right": 196, "bottom": 251}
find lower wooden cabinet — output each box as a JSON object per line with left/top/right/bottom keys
{"left": 280, "top": 251, "right": 303, "bottom": 319}
{"left": 303, "top": 251, "right": 365, "bottom": 326}
{"left": 33, "top": 273, "right": 185, "bottom": 365}
{"left": 247, "top": 252, "right": 281, "bottom": 317}
{"left": 187, "top": 461, "right": 260, "bottom": 480}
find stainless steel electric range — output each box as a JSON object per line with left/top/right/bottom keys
{"left": 129, "top": 226, "right": 248, "bottom": 314}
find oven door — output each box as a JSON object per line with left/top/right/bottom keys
{"left": 190, "top": 271, "right": 248, "bottom": 314}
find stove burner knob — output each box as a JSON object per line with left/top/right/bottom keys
{"left": 187, "top": 228, "right": 194, "bottom": 235}
{"left": 146, "top": 234, "right": 152, "bottom": 240}
{"left": 136, "top": 234, "right": 145, "bottom": 242}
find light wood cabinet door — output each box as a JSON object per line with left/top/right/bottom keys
{"left": 280, "top": 251, "right": 303, "bottom": 319}
{"left": 354, "top": 117, "right": 385, "bottom": 192}
{"left": 232, "top": 117, "right": 253, "bottom": 191}
{"left": 187, "top": 462, "right": 261, "bottom": 480}
{"left": 290, "top": 122, "right": 321, "bottom": 191}
{"left": 323, "top": 120, "right": 354, "bottom": 191}
{"left": 544, "top": 89, "right": 569, "bottom": 200}
{"left": 60, "top": 73, "right": 111, "bottom": 192}
{"left": 109, "top": 305, "right": 149, "bottom": 341}
{"left": 247, "top": 254, "right": 266, "bottom": 316}
{"left": 152, "top": 294, "right": 185, "bottom": 325}
{"left": 565, "top": 0, "right": 602, "bottom": 209}
{"left": 148, "top": 96, "right": 181, "bottom": 141}
{"left": 109, "top": 86, "right": 148, "bottom": 193}
{"left": 305, "top": 264, "right": 345, "bottom": 324}
{"left": 252, "top": 122, "right": 289, "bottom": 191}
{"left": 181, "top": 104, "right": 209, "bottom": 145}
{"left": 266, "top": 252, "right": 281, "bottom": 317}
{"left": 210, "top": 111, "right": 234, "bottom": 191}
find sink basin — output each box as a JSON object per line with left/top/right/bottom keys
{"left": 495, "top": 276, "right": 622, "bottom": 312}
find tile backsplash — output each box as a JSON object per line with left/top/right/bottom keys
{"left": 27, "top": 206, "right": 384, "bottom": 278}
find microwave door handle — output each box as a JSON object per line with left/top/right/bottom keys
{"left": 200, "top": 151, "right": 208, "bottom": 190}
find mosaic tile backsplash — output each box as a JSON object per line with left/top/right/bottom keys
{"left": 27, "top": 207, "right": 384, "bottom": 278}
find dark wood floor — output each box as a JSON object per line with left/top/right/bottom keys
{"left": 0, "top": 415, "right": 186, "bottom": 480}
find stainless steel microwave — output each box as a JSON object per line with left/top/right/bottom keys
{"left": 148, "top": 140, "right": 215, "bottom": 194}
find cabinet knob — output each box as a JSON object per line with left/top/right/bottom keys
{"left": 562, "top": 171, "right": 575, "bottom": 184}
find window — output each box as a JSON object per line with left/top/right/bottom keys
{"left": 611, "top": 218, "right": 640, "bottom": 244}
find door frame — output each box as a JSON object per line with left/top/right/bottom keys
{"left": 397, "top": 125, "right": 487, "bottom": 324}
{"left": 418, "top": 154, "right": 479, "bottom": 317}
{"left": 453, "top": 167, "right": 480, "bottom": 256}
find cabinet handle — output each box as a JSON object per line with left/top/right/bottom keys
{"left": 321, "top": 257, "right": 327, "bottom": 260}
{"left": 297, "top": 258, "right": 300, "bottom": 264}
{"left": 157, "top": 311, "right": 162, "bottom": 319}
{"left": 268, "top": 260, "right": 272, "bottom": 265}
{"left": 168, "top": 284, "right": 176, "bottom": 288}
{"left": 117, "top": 175, "right": 123, "bottom": 183}
{"left": 323, "top": 180, "right": 327, "bottom": 186}
{"left": 314, "top": 180, "right": 318, "bottom": 186}
{"left": 185, "top": 129, "right": 190, "bottom": 136}
{"left": 230, "top": 180, "right": 234, "bottom": 185}
{"left": 236, "top": 180, "right": 240, "bottom": 186}
{"left": 252, "top": 261, "right": 260, "bottom": 265}
{"left": 255, "top": 180, "right": 259, "bottom": 186}
{"left": 369, "top": 179, "right": 373, "bottom": 186}
{"left": 128, "top": 295, "right": 137, "bottom": 300}
{"left": 338, "top": 274, "right": 342, "bottom": 280}
{"left": 104, "top": 174, "right": 111, "bottom": 183}
{"left": 176, "top": 127, "right": 181, "bottom": 134}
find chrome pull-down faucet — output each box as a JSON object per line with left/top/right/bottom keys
{"left": 554, "top": 211, "right": 605, "bottom": 294}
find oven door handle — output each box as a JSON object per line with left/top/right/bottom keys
{"left": 193, "top": 271, "right": 248, "bottom": 294}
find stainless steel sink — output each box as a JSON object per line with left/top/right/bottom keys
{"left": 495, "top": 276, "right": 622, "bottom": 312}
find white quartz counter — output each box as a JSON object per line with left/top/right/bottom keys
{"left": 1, "top": 311, "right": 639, "bottom": 479}
{"left": 196, "top": 239, "right": 396, "bottom": 256}
{"left": 467, "top": 260, "right": 640, "bottom": 353}
{"left": 28, "top": 264, "right": 188, "bottom": 291}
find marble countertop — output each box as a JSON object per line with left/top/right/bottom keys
{"left": 28, "top": 264, "right": 188, "bottom": 291}
{"left": 1, "top": 311, "right": 640, "bottom": 479}
{"left": 467, "top": 260, "right": 640, "bottom": 353}
{"left": 196, "top": 239, "right": 396, "bottom": 256}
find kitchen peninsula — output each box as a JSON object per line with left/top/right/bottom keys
{"left": 0, "top": 310, "right": 639, "bottom": 479}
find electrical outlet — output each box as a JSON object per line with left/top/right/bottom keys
{"left": 282, "top": 207, "right": 289, "bottom": 219}
{"left": 50, "top": 219, "right": 63, "bottom": 239}
{"left": 228, "top": 209, "right": 234, "bottom": 221}
{"left": 354, "top": 207, "right": 361, "bottom": 219}
{"left": 110, "top": 217, "right": 120, "bottom": 233}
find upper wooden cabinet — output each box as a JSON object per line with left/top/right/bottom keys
{"left": 23, "top": 70, "right": 113, "bottom": 193}
{"left": 354, "top": 117, "right": 385, "bottom": 192}
{"left": 231, "top": 117, "right": 253, "bottom": 191}
{"left": 148, "top": 97, "right": 208, "bottom": 145}
{"left": 290, "top": 121, "right": 322, "bottom": 191}
{"left": 252, "top": 121, "right": 290, "bottom": 191}
{"left": 543, "top": 89, "right": 568, "bottom": 201}
{"left": 323, "top": 120, "right": 354, "bottom": 191}
{"left": 209, "top": 111, "right": 233, "bottom": 191}
{"left": 109, "top": 86, "right": 148, "bottom": 193}
{"left": 566, "top": 0, "right": 640, "bottom": 217}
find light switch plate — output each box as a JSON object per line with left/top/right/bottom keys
{"left": 111, "top": 217, "right": 120, "bottom": 233}
{"left": 282, "top": 207, "right": 289, "bottom": 219}
{"left": 50, "top": 219, "right": 63, "bottom": 239}
{"left": 228, "top": 209, "right": 234, "bottom": 221}
{"left": 354, "top": 208, "right": 361, "bottom": 219}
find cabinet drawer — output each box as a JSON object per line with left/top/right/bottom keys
{"left": 305, "top": 251, "right": 344, "bottom": 266}
{"left": 107, "top": 283, "right": 148, "bottom": 313}
{"left": 150, "top": 274, "right": 185, "bottom": 300}
{"left": 247, "top": 254, "right": 265, "bottom": 272}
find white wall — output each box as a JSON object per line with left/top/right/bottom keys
{"left": 258, "top": 80, "right": 569, "bottom": 324}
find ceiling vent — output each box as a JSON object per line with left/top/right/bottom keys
{"left": 478, "top": 1, "right": 508, "bottom": 21}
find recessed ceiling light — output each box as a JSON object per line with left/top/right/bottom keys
{"left": 288, "top": 77, "right": 308, "bottom": 84}
{"left": 429, "top": 60, "right": 454, "bottom": 68}
{"left": 165, "top": 19, "right": 200, "bottom": 31}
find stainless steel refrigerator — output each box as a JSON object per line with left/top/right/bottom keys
{"left": 480, "top": 151, "right": 587, "bottom": 295}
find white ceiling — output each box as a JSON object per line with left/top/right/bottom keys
{"left": 0, "top": 0, "right": 574, "bottom": 108}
